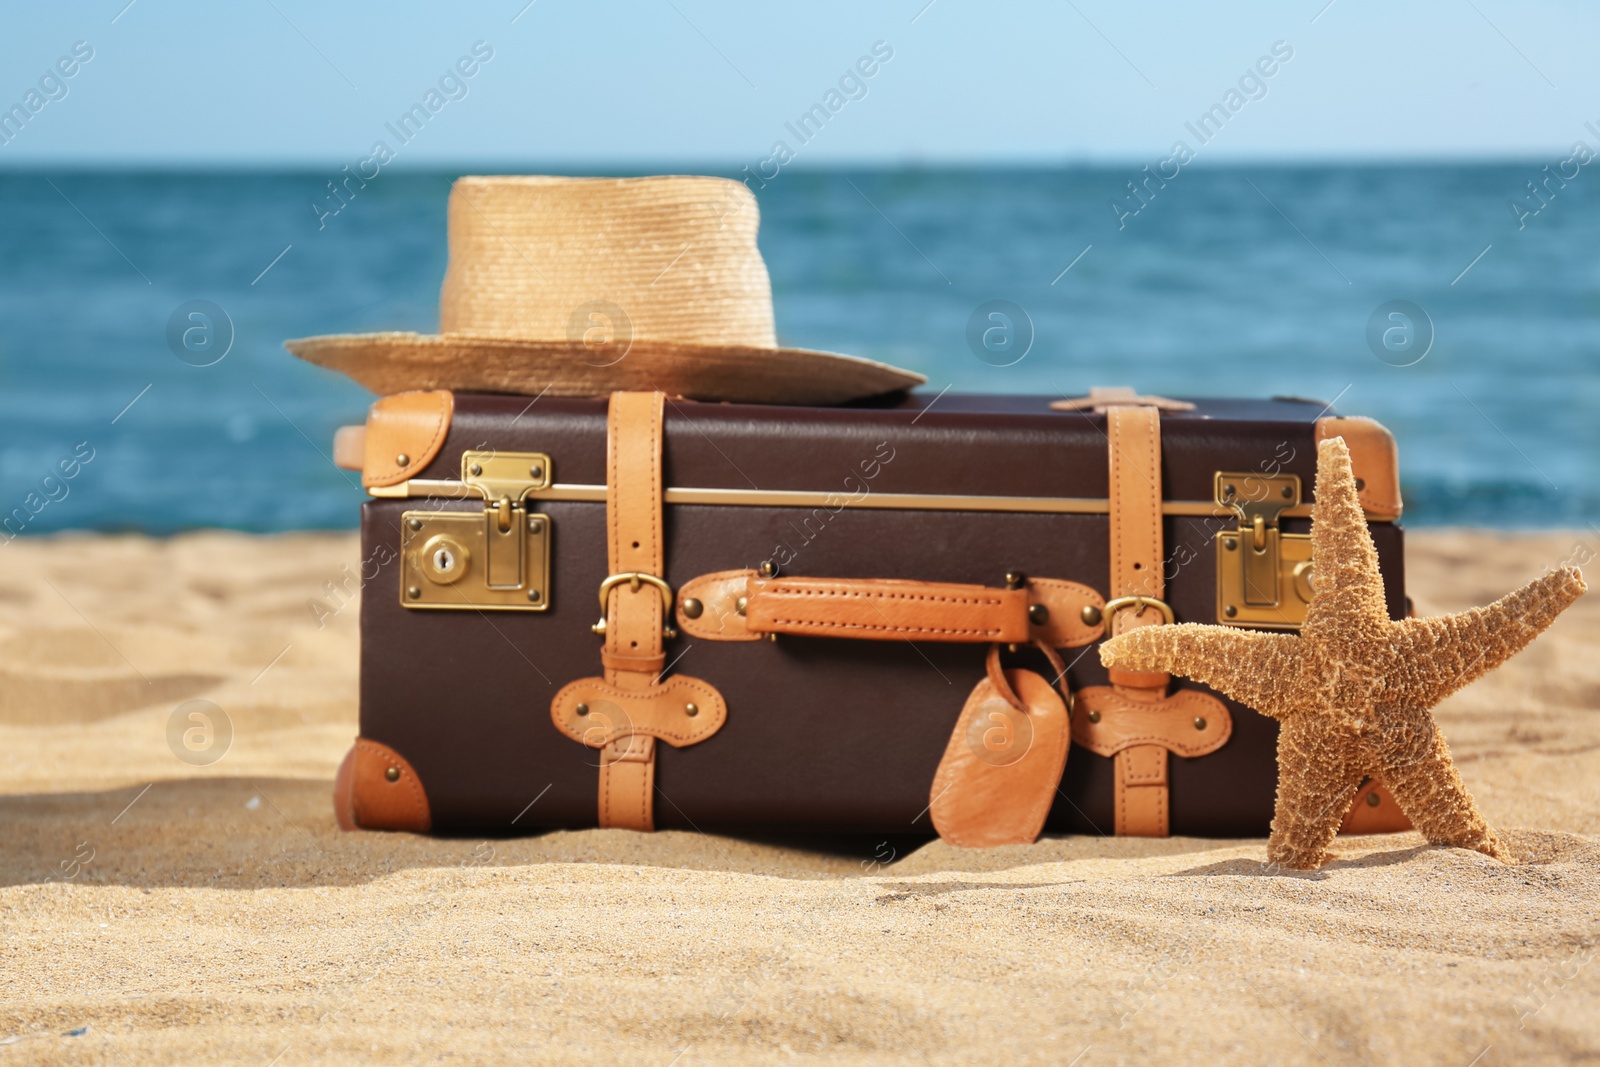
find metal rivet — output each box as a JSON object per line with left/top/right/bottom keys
{"left": 1086, "top": 710, "right": 1101, "bottom": 724}
{"left": 406, "top": 586, "right": 421, "bottom": 600}
{"left": 395, "top": 453, "right": 410, "bottom": 468}
{"left": 1281, "top": 485, "right": 1293, "bottom": 499}
{"left": 528, "top": 518, "right": 542, "bottom": 533}
{"left": 1224, "top": 538, "right": 1238, "bottom": 552}
{"left": 527, "top": 589, "right": 541, "bottom": 603}
{"left": 407, "top": 517, "right": 423, "bottom": 531}
{"left": 469, "top": 463, "right": 483, "bottom": 477}
{"left": 385, "top": 766, "right": 400, "bottom": 782}
{"left": 1028, "top": 603, "right": 1050, "bottom": 626}
{"left": 685, "top": 702, "right": 699, "bottom": 718}
{"left": 766, "top": 633, "right": 778, "bottom": 643}
{"left": 530, "top": 464, "right": 544, "bottom": 480}
{"left": 1004, "top": 571, "right": 1025, "bottom": 589}
{"left": 735, "top": 596, "right": 748, "bottom": 616}
{"left": 1366, "top": 791, "right": 1381, "bottom": 808}
{"left": 1355, "top": 478, "right": 1366, "bottom": 491}
{"left": 575, "top": 702, "right": 589, "bottom": 717}
{"left": 1224, "top": 604, "right": 1238, "bottom": 618}
{"left": 1080, "top": 605, "right": 1102, "bottom": 627}
{"left": 682, "top": 598, "right": 703, "bottom": 619}
{"left": 1223, "top": 483, "right": 1236, "bottom": 498}
{"left": 1193, "top": 716, "right": 1207, "bottom": 731}
{"left": 758, "top": 560, "right": 778, "bottom": 578}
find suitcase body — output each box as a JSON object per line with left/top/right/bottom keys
{"left": 343, "top": 392, "right": 1407, "bottom": 839}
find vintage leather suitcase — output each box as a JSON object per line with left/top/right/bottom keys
{"left": 331, "top": 388, "right": 1413, "bottom": 842}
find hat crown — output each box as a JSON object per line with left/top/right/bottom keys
{"left": 438, "top": 175, "right": 778, "bottom": 349}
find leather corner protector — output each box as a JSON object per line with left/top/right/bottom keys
{"left": 1027, "top": 578, "right": 1106, "bottom": 648}
{"left": 333, "top": 425, "right": 366, "bottom": 472}
{"left": 552, "top": 675, "right": 727, "bottom": 748}
{"left": 344, "top": 738, "right": 432, "bottom": 832}
{"left": 677, "top": 569, "right": 760, "bottom": 641}
{"left": 1315, "top": 415, "right": 1402, "bottom": 520}
{"left": 1071, "top": 686, "right": 1231, "bottom": 758}
{"left": 363, "top": 390, "right": 454, "bottom": 489}
{"left": 1339, "top": 778, "right": 1413, "bottom": 835}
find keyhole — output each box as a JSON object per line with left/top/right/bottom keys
{"left": 432, "top": 547, "right": 456, "bottom": 573}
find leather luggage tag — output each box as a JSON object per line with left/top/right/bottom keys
{"left": 929, "top": 651, "right": 1071, "bottom": 848}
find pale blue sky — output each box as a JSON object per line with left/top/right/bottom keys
{"left": 0, "top": 0, "right": 1596, "bottom": 165}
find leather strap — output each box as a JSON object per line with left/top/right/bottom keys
{"left": 1107, "top": 405, "right": 1171, "bottom": 838}
{"left": 598, "top": 391, "right": 667, "bottom": 831}
{"left": 1050, "top": 386, "right": 1195, "bottom": 414}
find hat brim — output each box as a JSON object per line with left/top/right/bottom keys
{"left": 285, "top": 332, "right": 926, "bottom": 406}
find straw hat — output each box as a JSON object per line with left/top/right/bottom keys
{"left": 285, "top": 175, "right": 925, "bottom": 405}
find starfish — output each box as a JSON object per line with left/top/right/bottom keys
{"left": 1100, "top": 437, "right": 1586, "bottom": 869}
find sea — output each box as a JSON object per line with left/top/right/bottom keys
{"left": 1, "top": 165, "right": 1596, "bottom": 533}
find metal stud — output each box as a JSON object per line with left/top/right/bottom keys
{"left": 407, "top": 517, "right": 423, "bottom": 532}
{"left": 682, "top": 598, "right": 704, "bottom": 619}
{"left": 1086, "top": 709, "right": 1101, "bottom": 724}
{"left": 406, "top": 586, "right": 422, "bottom": 600}
{"left": 385, "top": 766, "right": 400, "bottom": 782}
{"left": 735, "top": 595, "right": 748, "bottom": 616}
{"left": 1080, "top": 604, "right": 1103, "bottom": 627}
{"left": 1224, "top": 604, "right": 1238, "bottom": 618}
{"left": 527, "top": 589, "right": 541, "bottom": 603}
{"left": 575, "top": 702, "right": 589, "bottom": 717}
{"left": 395, "top": 453, "right": 411, "bottom": 468}
{"left": 528, "top": 518, "right": 543, "bottom": 534}
{"left": 1355, "top": 478, "right": 1367, "bottom": 491}
{"left": 469, "top": 463, "right": 483, "bottom": 477}
{"left": 1004, "top": 571, "right": 1025, "bottom": 589}
{"left": 1028, "top": 603, "right": 1050, "bottom": 626}
{"left": 1193, "top": 716, "right": 1207, "bottom": 731}
{"left": 1224, "top": 538, "right": 1237, "bottom": 552}
{"left": 758, "top": 560, "right": 778, "bottom": 578}
{"left": 530, "top": 464, "right": 544, "bottom": 480}
{"left": 685, "top": 702, "right": 699, "bottom": 718}
{"left": 766, "top": 633, "right": 778, "bottom": 643}
{"left": 1366, "top": 791, "right": 1381, "bottom": 808}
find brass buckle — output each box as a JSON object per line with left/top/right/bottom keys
{"left": 1103, "top": 595, "right": 1175, "bottom": 626}
{"left": 592, "top": 572, "right": 677, "bottom": 638}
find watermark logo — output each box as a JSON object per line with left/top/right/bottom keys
{"left": 1365, "top": 300, "right": 1432, "bottom": 367}
{"left": 166, "top": 699, "right": 233, "bottom": 766}
{"left": 963, "top": 696, "right": 1035, "bottom": 767}
{"left": 966, "top": 300, "right": 1033, "bottom": 367}
{"left": 166, "top": 300, "right": 234, "bottom": 367}
{"left": 567, "top": 300, "right": 632, "bottom": 368}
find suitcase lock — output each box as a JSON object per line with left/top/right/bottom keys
{"left": 1213, "top": 471, "right": 1314, "bottom": 630}
{"left": 398, "top": 451, "right": 553, "bottom": 611}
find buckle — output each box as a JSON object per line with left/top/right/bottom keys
{"left": 1102, "top": 595, "right": 1174, "bottom": 626}
{"left": 592, "top": 572, "right": 677, "bottom": 638}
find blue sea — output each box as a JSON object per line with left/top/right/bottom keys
{"left": 1, "top": 165, "right": 1596, "bottom": 533}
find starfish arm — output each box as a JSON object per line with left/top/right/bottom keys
{"left": 1266, "top": 716, "right": 1364, "bottom": 870}
{"left": 1099, "top": 623, "right": 1303, "bottom": 716}
{"left": 1303, "top": 438, "right": 1392, "bottom": 638}
{"left": 1383, "top": 566, "right": 1586, "bottom": 704}
{"left": 1366, "top": 707, "right": 1511, "bottom": 862}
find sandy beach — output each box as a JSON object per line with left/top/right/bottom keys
{"left": 2, "top": 528, "right": 1597, "bottom": 1065}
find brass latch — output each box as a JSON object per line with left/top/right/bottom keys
{"left": 399, "top": 451, "right": 553, "bottom": 611}
{"left": 1213, "top": 471, "right": 1314, "bottom": 630}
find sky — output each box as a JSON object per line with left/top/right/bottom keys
{"left": 0, "top": 0, "right": 1596, "bottom": 167}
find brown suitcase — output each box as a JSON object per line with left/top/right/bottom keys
{"left": 332, "top": 388, "right": 1413, "bottom": 842}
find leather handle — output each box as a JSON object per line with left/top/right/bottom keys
{"left": 745, "top": 577, "right": 1031, "bottom": 643}
{"left": 678, "top": 572, "right": 1107, "bottom": 647}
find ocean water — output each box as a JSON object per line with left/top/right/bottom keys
{"left": 0, "top": 165, "right": 1596, "bottom": 534}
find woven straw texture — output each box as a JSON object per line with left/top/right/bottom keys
{"left": 286, "top": 175, "right": 924, "bottom": 404}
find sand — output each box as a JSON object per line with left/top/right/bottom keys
{"left": 2, "top": 529, "right": 1597, "bottom": 1065}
